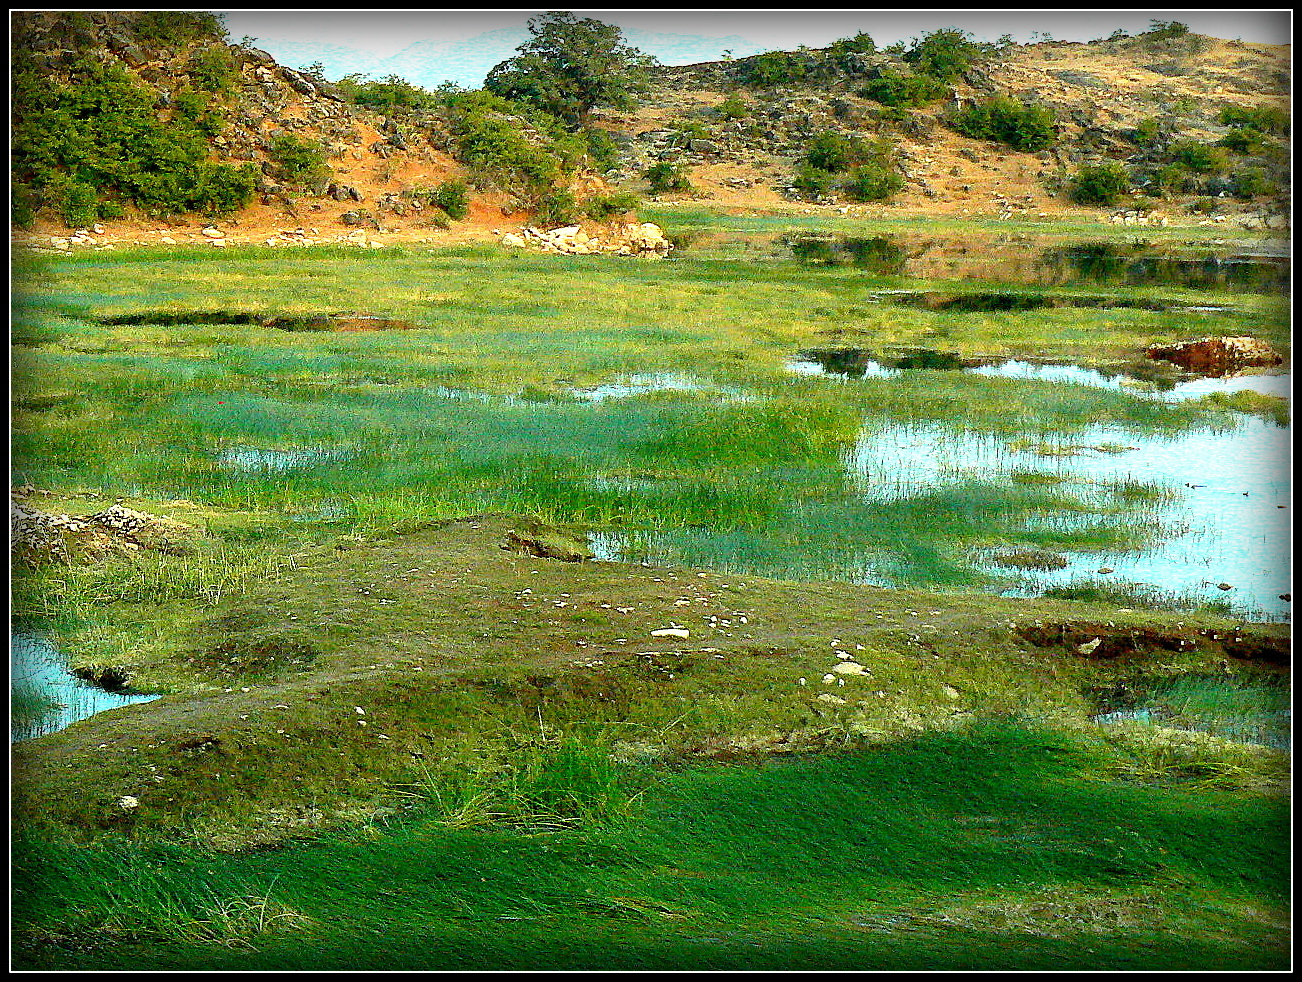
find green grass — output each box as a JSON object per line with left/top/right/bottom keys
{"left": 11, "top": 721, "right": 1289, "bottom": 970}
{"left": 11, "top": 235, "right": 1285, "bottom": 597}
{"left": 10, "top": 215, "right": 1290, "bottom": 970}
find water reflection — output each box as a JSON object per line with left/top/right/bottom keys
{"left": 845, "top": 416, "right": 1291, "bottom": 619}
{"left": 11, "top": 632, "right": 160, "bottom": 742}
{"left": 775, "top": 234, "right": 1290, "bottom": 293}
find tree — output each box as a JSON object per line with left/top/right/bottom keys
{"left": 484, "top": 11, "right": 656, "bottom": 129}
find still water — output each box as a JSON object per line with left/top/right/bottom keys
{"left": 10, "top": 631, "right": 160, "bottom": 742}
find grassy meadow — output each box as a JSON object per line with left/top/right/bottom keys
{"left": 9, "top": 212, "right": 1292, "bottom": 969}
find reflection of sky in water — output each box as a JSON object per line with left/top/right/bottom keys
{"left": 970, "top": 361, "right": 1292, "bottom": 402}
{"left": 794, "top": 357, "right": 1292, "bottom": 404}
{"left": 219, "top": 446, "right": 348, "bottom": 471}
{"left": 845, "top": 417, "right": 1291, "bottom": 619}
{"left": 11, "top": 632, "right": 160, "bottom": 742}
{"left": 571, "top": 374, "right": 752, "bottom": 403}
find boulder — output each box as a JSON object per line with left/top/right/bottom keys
{"left": 1146, "top": 336, "right": 1284, "bottom": 376}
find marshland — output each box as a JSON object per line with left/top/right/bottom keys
{"left": 9, "top": 9, "right": 1293, "bottom": 971}
{"left": 11, "top": 213, "right": 1292, "bottom": 970}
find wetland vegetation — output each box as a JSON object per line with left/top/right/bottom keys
{"left": 10, "top": 209, "right": 1292, "bottom": 969}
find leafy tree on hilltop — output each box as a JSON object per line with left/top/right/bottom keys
{"left": 484, "top": 11, "right": 656, "bottom": 129}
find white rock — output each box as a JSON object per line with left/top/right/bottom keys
{"left": 651, "top": 628, "right": 689, "bottom": 639}
{"left": 118, "top": 795, "right": 139, "bottom": 810}
{"left": 831, "top": 661, "right": 868, "bottom": 676}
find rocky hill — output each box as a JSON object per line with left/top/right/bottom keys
{"left": 9, "top": 12, "right": 1292, "bottom": 250}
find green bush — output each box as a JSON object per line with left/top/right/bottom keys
{"left": 131, "top": 11, "right": 227, "bottom": 47}
{"left": 11, "top": 54, "right": 256, "bottom": 223}
{"left": 335, "top": 74, "right": 441, "bottom": 113}
{"left": 842, "top": 162, "right": 904, "bottom": 201}
{"left": 644, "top": 161, "right": 692, "bottom": 194}
{"left": 902, "top": 28, "right": 996, "bottom": 82}
{"left": 444, "top": 91, "right": 568, "bottom": 195}
{"left": 187, "top": 45, "right": 239, "bottom": 93}
{"left": 1133, "top": 117, "right": 1161, "bottom": 145}
{"left": 582, "top": 191, "right": 640, "bottom": 221}
{"left": 741, "top": 50, "right": 810, "bottom": 86}
{"left": 793, "top": 165, "right": 837, "bottom": 199}
{"left": 430, "top": 179, "right": 470, "bottom": 220}
{"left": 1217, "top": 104, "right": 1289, "bottom": 135}
{"left": 805, "top": 131, "right": 874, "bottom": 173}
{"left": 1232, "top": 167, "right": 1276, "bottom": 199}
{"left": 1192, "top": 196, "right": 1218, "bottom": 214}
{"left": 533, "top": 187, "right": 578, "bottom": 227}
{"left": 716, "top": 94, "right": 747, "bottom": 119}
{"left": 1169, "top": 140, "right": 1229, "bottom": 174}
{"left": 1152, "top": 162, "right": 1194, "bottom": 196}
{"left": 582, "top": 128, "right": 622, "bottom": 171}
{"left": 1147, "top": 19, "right": 1190, "bottom": 40}
{"left": 950, "top": 97, "right": 1057, "bottom": 151}
{"left": 861, "top": 70, "right": 948, "bottom": 107}
{"left": 1070, "top": 163, "right": 1131, "bottom": 205}
{"left": 268, "top": 135, "right": 331, "bottom": 192}
{"left": 1220, "top": 127, "right": 1268, "bottom": 154}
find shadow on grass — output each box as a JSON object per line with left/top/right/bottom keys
{"left": 12, "top": 721, "right": 1289, "bottom": 970}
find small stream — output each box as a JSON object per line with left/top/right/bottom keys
{"left": 10, "top": 631, "right": 160, "bottom": 742}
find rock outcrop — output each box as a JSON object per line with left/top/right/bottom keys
{"left": 1145, "top": 336, "right": 1284, "bottom": 375}
{"left": 11, "top": 495, "right": 200, "bottom": 563}
{"left": 501, "top": 223, "right": 673, "bottom": 258}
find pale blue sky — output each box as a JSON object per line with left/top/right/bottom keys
{"left": 221, "top": 9, "right": 1292, "bottom": 59}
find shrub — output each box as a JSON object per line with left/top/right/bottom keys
{"left": 131, "top": 11, "right": 227, "bottom": 47}
{"left": 533, "top": 187, "right": 578, "bottom": 227}
{"left": 335, "top": 74, "right": 441, "bottom": 113}
{"left": 741, "top": 50, "right": 810, "bottom": 86}
{"left": 1169, "top": 140, "right": 1229, "bottom": 174}
{"left": 187, "top": 45, "right": 239, "bottom": 93}
{"left": 902, "top": 28, "right": 996, "bottom": 82}
{"left": 1133, "top": 117, "right": 1161, "bottom": 145}
{"left": 805, "top": 131, "right": 873, "bottom": 173}
{"left": 1219, "top": 127, "right": 1267, "bottom": 154}
{"left": 268, "top": 135, "right": 331, "bottom": 192}
{"left": 582, "top": 191, "right": 640, "bottom": 221}
{"left": 861, "top": 70, "right": 948, "bottom": 107}
{"left": 793, "top": 165, "right": 837, "bottom": 199}
{"left": 716, "top": 94, "right": 747, "bottom": 120}
{"left": 1217, "top": 104, "right": 1289, "bottom": 135}
{"left": 444, "top": 90, "right": 567, "bottom": 195}
{"left": 644, "top": 161, "right": 692, "bottom": 194}
{"left": 1152, "top": 162, "right": 1195, "bottom": 196}
{"left": 582, "top": 128, "right": 622, "bottom": 171}
{"left": 1147, "top": 19, "right": 1190, "bottom": 39}
{"left": 1232, "top": 167, "right": 1276, "bottom": 199}
{"left": 950, "top": 97, "right": 1056, "bottom": 151}
{"left": 842, "top": 162, "right": 904, "bottom": 201}
{"left": 11, "top": 54, "right": 255, "bottom": 223}
{"left": 430, "top": 179, "right": 470, "bottom": 220}
{"left": 1070, "top": 163, "right": 1130, "bottom": 205}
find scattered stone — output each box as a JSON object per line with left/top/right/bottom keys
{"left": 651, "top": 628, "right": 690, "bottom": 639}
{"left": 1146, "top": 336, "right": 1283, "bottom": 376}
{"left": 501, "top": 528, "right": 591, "bottom": 563}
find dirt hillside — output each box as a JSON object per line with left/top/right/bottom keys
{"left": 10, "top": 13, "right": 1292, "bottom": 251}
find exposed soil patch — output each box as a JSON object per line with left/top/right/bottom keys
{"left": 991, "top": 550, "right": 1070, "bottom": 571}
{"left": 1146, "top": 336, "right": 1284, "bottom": 376}
{"left": 1017, "top": 620, "right": 1289, "bottom": 666}
{"left": 887, "top": 290, "right": 1229, "bottom": 314}
{"left": 96, "top": 310, "right": 417, "bottom": 332}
